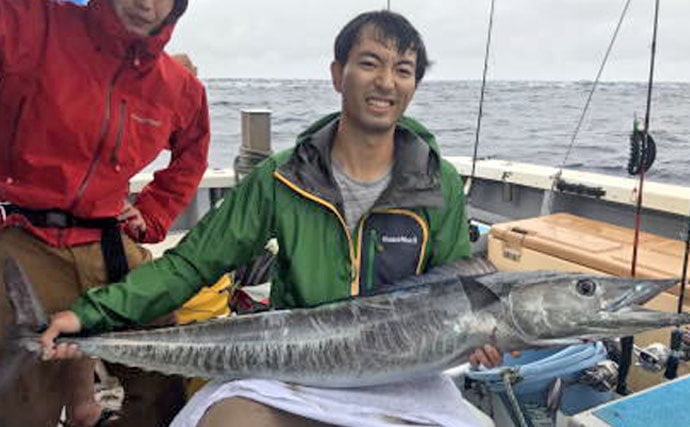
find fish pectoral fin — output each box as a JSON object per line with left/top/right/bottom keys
{"left": 527, "top": 337, "right": 584, "bottom": 347}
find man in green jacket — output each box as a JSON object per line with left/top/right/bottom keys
{"left": 41, "top": 10, "right": 503, "bottom": 426}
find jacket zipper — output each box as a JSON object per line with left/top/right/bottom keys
{"left": 6, "top": 97, "right": 27, "bottom": 178}
{"left": 363, "top": 227, "right": 378, "bottom": 294}
{"left": 61, "top": 64, "right": 126, "bottom": 243}
{"left": 273, "top": 171, "right": 360, "bottom": 295}
{"left": 69, "top": 64, "right": 126, "bottom": 212}
{"left": 110, "top": 100, "right": 128, "bottom": 167}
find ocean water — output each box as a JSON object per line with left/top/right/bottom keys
{"left": 150, "top": 79, "right": 690, "bottom": 186}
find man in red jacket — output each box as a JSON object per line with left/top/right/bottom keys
{"left": 0, "top": 0, "right": 210, "bottom": 425}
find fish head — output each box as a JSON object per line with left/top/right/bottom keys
{"left": 489, "top": 271, "right": 683, "bottom": 346}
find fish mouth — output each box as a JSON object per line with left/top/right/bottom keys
{"left": 604, "top": 278, "right": 679, "bottom": 312}
{"left": 583, "top": 306, "right": 690, "bottom": 334}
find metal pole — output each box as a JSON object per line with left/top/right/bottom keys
{"left": 234, "top": 109, "right": 272, "bottom": 184}
{"left": 241, "top": 109, "right": 272, "bottom": 154}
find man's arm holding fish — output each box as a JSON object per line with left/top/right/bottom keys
{"left": 40, "top": 162, "right": 277, "bottom": 357}
{"left": 40, "top": 167, "right": 507, "bottom": 368}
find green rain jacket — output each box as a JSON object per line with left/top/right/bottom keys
{"left": 73, "top": 113, "right": 471, "bottom": 332}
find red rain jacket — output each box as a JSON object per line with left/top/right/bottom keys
{"left": 0, "top": 0, "right": 209, "bottom": 245}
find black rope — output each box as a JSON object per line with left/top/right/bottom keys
{"left": 467, "top": 0, "right": 496, "bottom": 199}
{"left": 233, "top": 146, "right": 271, "bottom": 185}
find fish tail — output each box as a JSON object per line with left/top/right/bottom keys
{"left": 0, "top": 257, "right": 47, "bottom": 392}
{"left": 3, "top": 257, "right": 49, "bottom": 329}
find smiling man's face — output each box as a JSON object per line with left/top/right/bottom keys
{"left": 331, "top": 25, "right": 418, "bottom": 135}
{"left": 111, "top": 0, "right": 175, "bottom": 37}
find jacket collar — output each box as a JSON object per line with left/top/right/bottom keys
{"left": 86, "top": 0, "right": 180, "bottom": 72}
{"left": 278, "top": 113, "right": 444, "bottom": 210}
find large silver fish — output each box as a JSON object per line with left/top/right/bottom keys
{"left": 2, "top": 256, "right": 688, "bottom": 388}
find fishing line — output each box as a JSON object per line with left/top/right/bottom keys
{"left": 540, "top": 0, "right": 632, "bottom": 215}
{"left": 465, "top": 0, "right": 496, "bottom": 199}
{"left": 619, "top": 0, "right": 661, "bottom": 392}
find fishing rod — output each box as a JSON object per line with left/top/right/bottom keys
{"left": 664, "top": 215, "right": 690, "bottom": 379}
{"left": 618, "top": 0, "right": 661, "bottom": 393}
{"left": 540, "top": 0, "right": 632, "bottom": 216}
{"left": 465, "top": 0, "right": 496, "bottom": 200}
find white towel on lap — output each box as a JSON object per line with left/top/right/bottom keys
{"left": 171, "top": 374, "right": 484, "bottom": 427}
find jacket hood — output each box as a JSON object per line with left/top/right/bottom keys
{"left": 86, "top": 0, "right": 186, "bottom": 69}
{"left": 295, "top": 112, "right": 442, "bottom": 157}
{"left": 170, "top": 0, "right": 189, "bottom": 21}
{"left": 279, "top": 113, "right": 444, "bottom": 210}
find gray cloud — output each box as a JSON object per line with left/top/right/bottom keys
{"left": 167, "top": 0, "right": 690, "bottom": 81}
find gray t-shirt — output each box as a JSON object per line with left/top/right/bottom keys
{"left": 332, "top": 160, "right": 392, "bottom": 231}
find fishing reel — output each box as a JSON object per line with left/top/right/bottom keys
{"left": 627, "top": 122, "right": 656, "bottom": 176}
{"left": 680, "top": 327, "right": 690, "bottom": 360}
{"left": 544, "top": 360, "right": 620, "bottom": 413}
{"left": 578, "top": 360, "right": 619, "bottom": 392}
{"left": 634, "top": 329, "right": 690, "bottom": 373}
{"left": 635, "top": 343, "right": 670, "bottom": 372}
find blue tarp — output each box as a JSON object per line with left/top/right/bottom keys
{"left": 594, "top": 375, "right": 690, "bottom": 427}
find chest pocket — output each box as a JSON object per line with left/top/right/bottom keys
{"left": 109, "top": 99, "right": 173, "bottom": 175}
{"left": 358, "top": 210, "right": 429, "bottom": 295}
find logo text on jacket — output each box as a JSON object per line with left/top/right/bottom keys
{"left": 131, "top": 113, "right": 162, "bottom": 127}
{"left": 381, "top": 235, "right": 419, "bottom": 245}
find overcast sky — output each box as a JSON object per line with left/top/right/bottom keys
{"left": 166, "top": 0, "right": 689, "bottom": 82}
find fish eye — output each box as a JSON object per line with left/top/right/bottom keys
{"left": 576, "top": 279, "right": 597, "bottom": 297}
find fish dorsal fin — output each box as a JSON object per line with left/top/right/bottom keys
{"left": 462, "top": 276, "right": 502, "bottom": 311}
{"left": 431, "top": 257, "right": 498, "bottom": 277}
{"left": 3, "top": 257, "right": 48, "bottom": 329}
{"left": 475, "top": 270, "right": 570, "bottom": 295}
{"left": 383, "top": 257, "right": 498, "bottom": 293}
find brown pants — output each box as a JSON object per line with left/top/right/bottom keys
{"left": 198, "top": 397, "right": 337, "bottom": 427}
{"left": 0, "top": 227, "right": 185, "bottom": 427}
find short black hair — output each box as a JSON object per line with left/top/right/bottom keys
{"left": 334, "top": 10, "right": 430, "bottom": 84}
{"left": 163, "top": 0, "right": 188, "bottom": 25}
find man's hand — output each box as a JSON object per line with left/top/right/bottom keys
{"left": 39, "top": 311, "right": 84, "bottom": 361}
{"left": 469, "top": 345, "right": 521, "bottom": 369}
{"left": 118, "top": 199, "right": 146, "bottom": 241}
{"left": 469, "top": 344, "right": 503, "bottom": 368}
